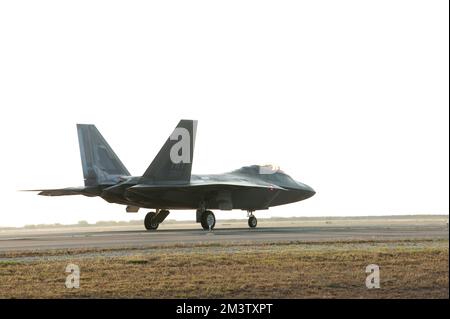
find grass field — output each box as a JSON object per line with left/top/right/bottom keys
{"left": 0, "top": 238, "right": 448, "bottom": 298}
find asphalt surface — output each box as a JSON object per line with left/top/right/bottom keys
{"left": 0, "top": 218, "right": 448, "bottom": 252}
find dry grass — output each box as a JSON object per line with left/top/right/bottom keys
{"left": 0, "top": 239, "right": 448, "bottom": 298}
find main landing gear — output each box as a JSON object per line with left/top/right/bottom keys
{"left": 144, "top": 209, "right": 170, "bottom": 230}
{"left": 196, "top": 209, "right": 216, "bottom": 230}
{"left": 200, "top": 210, "right": 216, "bottom": 230}
{"left": 248, "top": 211, "right": 257, "bottom": 228}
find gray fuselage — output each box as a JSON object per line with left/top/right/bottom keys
{"left": 96, "top": 165, "right": 315, "bottom": 211}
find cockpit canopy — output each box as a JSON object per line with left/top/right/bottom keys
{"left": 232, "top": 164, "right": 283, "bottom": 175}
{"left": 232, "top": 165, "right": 299, "bottom": 189}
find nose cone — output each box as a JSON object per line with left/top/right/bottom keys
{"left": 296, "top": 181, "right": 316, "bottom": 199}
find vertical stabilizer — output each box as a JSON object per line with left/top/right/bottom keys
{"left": 77, "top": 124, "right": 130, "bottom": 186}
{"left": 141, "top": 120, "right": 197, "bottom": 184}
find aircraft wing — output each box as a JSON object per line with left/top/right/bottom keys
{"left": 128, "top": 180, "right": 286, "bottom": 192}
{"left": 127, "top": 181, "right": 286, "bottom": 210}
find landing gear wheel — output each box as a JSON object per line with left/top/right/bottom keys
{"left": 248, "top": 215, "right": 257, "bottom": 228}
{"left": 201, "top": 210, "right": 216, "bottom": 230}
{"left": 144, "top": 212, "right": 159, "bottom": 230}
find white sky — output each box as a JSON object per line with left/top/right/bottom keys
{"left": 0, "top": 1, "right": 448, "bottom": 227}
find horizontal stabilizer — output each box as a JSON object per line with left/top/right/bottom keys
{"left": 22, "top": 186, "right": 100, "bottom": 197}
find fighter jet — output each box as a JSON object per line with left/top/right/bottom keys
{"left": 29, "top": 120, "right": 315, "bottom": 230}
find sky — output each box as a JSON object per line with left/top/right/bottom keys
{"left": 0, "top": 1, "right": 448, "bottom": 227}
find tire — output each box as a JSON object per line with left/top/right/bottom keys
{"left": 248, "top": 216, "right": 257, "bottom": 228}
{"left": 200, "top": 210, "right": 216, "bottom": 230}
{"left": 144, "top": 212, "right": 159, "bottom": 230}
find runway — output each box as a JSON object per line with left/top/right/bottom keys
{"left": 0, "top": 216, "right": 448, "bottom": 252}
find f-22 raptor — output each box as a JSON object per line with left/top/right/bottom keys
{"left": 31, "top": 120, "right": 315, "bottom": 230}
